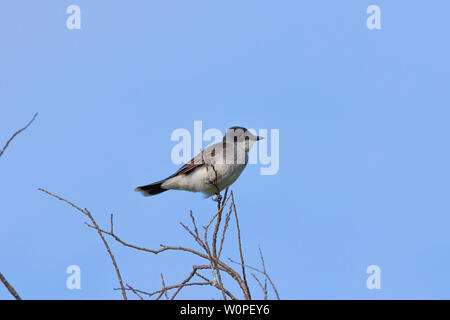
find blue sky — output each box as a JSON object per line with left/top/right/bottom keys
{"left": 1, "top": 0, "right": 450, "bottom": 299}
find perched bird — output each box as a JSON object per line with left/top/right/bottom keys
{"left": 135, "top": 126, "right": 263, "bottom": 198}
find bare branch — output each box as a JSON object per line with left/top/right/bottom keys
{"left": 251, "top": 273, "right": 267, "bottom": 300}
{"left": 228, "top": 246, "right": 280, "bottom": 300}
{"left": 0, "top": 113, "right": 37, "bottom": 158}
{"left": 126, "top": 283, "right": 144, "bottom": 300}
{"left": 119, "top": 282, "right": 209, "bottom": 299}
{"left": 257, "top": 245, "right": 279, "bottom": 300}
{"left": 211, "top": 189, "right": 228, "bottom": 300}
{"left": 0, "top": 113, "right": 38, "bottom": 300}
{"left": 170, "top": 265, "right": 235, "bottom": 300}
{"left": 170, "top": 265, "right": 206, "bottom": 299}
{"left": 218, "top": 200, "right": 233, "bottom": 259}
{"left": 231, "top": 192, "right": 251, "bottom": 299}
{"left": 79, "top": 199, "right": 249, "bottom": 298}
{"left": 38, "top": 185, "right": 277, "bottom": 300}
{"left": 0, "top": 272, "right": 21, "bottom": 300}
{"left": 195, "top": 271, "right": 236, "bottom": 300}
{"left": 160, "top": 274, "right": 169, "bottom": 300}
{"left": 121, "top": 265, "right": 237, "bottom": 300}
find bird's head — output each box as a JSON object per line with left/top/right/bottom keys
{"left": 224, "top": 126, "right": 264, "bottom": 152}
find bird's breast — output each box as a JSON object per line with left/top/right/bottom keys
{"left": 214, "top": 163, "right": 247, "bottom": 190}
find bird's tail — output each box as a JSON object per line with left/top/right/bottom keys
{"left": 135, "top": 179, "right": 168, "bottom": 197}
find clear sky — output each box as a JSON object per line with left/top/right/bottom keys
{"left": 1, "top": 0, "right": 450, "bottom": 299}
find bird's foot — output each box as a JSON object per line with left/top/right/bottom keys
{"left": 212, "top": 193, "right": 222, "bottom": 203}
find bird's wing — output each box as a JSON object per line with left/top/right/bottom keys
{"left": 169, "top": 151, "right": 207, "bottom": 178}
{"left": 171, "top": 160, "right": 204, "bottom": 177}
{"left": 169, "top": 142, "right": 224, "bottom": 178}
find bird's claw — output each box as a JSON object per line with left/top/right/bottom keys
{"left": 212, "top": 194, "right": 222, "bottom": 203}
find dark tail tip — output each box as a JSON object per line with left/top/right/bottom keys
{"left": 135, "top": 180, "right": 168, "bottom": 197}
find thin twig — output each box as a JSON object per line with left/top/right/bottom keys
{"left": 160, "top": 274, "right": 169, "bottom": 300}
{"left": 195, "top": 272, "right": 237, "bottom": 300}
{"left": 211, "top": 192, "right": 227, "bottom": 300}
{"left": 120, "top": 265, "right": 237, "bottom": 300}
{"left": 251, "top": 273, "right": 268, "bottom": 300}
{"left": 180, "top": 221, "right": 205, "bottom": 250}
{"left": 119, "top": 282, "right": 209, "bottom": 298}
{"left": 0, "top": 113, "right": 37, "bottom": 158}
{"left": 126, "top": 283, "right": 144, "bottom": 300}
{"left": 228, "top": 246, "right": 280, "bottom": 300}
{"left": 218, "top": 201, "right": 233, "bottom": 259}
{"left": 0, "top": 272, "right": 21, "bottom": 300}
{"left": 170, "top": 265, "right": 206, "bottom": 299}
{"left": 0, "top": 114, "right": 38, "bottom": 300}
{"left": 171, "top": 265, "right": 233, "bottom": 300}
{"left": 200, "top": 187, "right": 232, "bottom": 299}
{"left": 231, "top": 192, "right": 251, "bottom": 299}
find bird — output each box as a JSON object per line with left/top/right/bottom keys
{"left": 135, "top": 126, "right": 263, "bottom": 198}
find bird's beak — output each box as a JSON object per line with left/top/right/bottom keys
{"left": 256, "top": 136, "right": 264, "bottom": 141}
